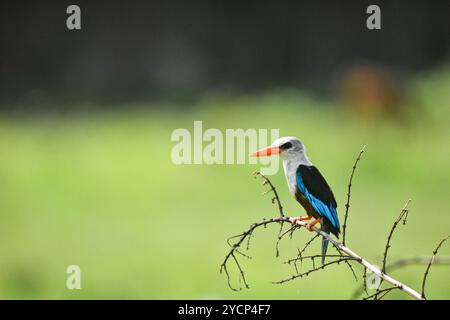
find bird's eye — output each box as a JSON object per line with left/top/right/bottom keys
{"left": 280, "top": 142, "right": 292, "bottom": 149}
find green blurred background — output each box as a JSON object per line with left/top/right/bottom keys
{"left": 0, "top": 1, "right": 449, "bottom": 299}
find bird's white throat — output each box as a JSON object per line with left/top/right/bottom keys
{"left": 282, "top": 154, "right": 312, "bottom": 196}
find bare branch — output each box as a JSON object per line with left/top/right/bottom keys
{"left": 334, "top": 245, "right": 358, "bottom": 281}
{"left": 221, "top": 215, "right": 426, "bottom": 299}
{"left": 220, "top": 216, "right": 291, "bottom": 291}
{"left": 382, "top": 199, "right": 411, "bottom": 274}
{"left": 373, "top": 199, "right": 411, "bottom": 299}
{"left": 342, "top": 145, "right": 366, "bottom": 246}
{"left": 421, "top": 235, "right": 450, "bottom": 299}
{"left": 377, "top": 287, "right": 396, "bottom": 300}
{"left": 390, "top": 256, "right": 450, "bottom": 272}
{"left": 350, "top": 256, "right": 450, "bottom": 300}
{"left": 275, "top": 224, "right": 301, "bottom": 257}
{"left": 231, "top": 252, "right": 248, "bottom": 289}
{"left": 285, "top": 254, "right": 345, "bottom": 265}
{"left": 290, "top": 233, "right": 320, "bottom": 274}
{"left": 286, "top": 246, "right": 358, "bottom": 282}
{"left": 253, "top": 171, "right": 284, "bottom": 217}
{"left": 274, "top": 257, "right": 358, "bottom": 284}
{"left": 363, "top": 286, "right": 399, "bottom": 300}
{"left": 296, "top": 234, "right": 320, "bottom": 261}
{"left": 254, "top": 171, "right": 288, "bottom": 255}
{"left": 362, "top": 267, "right": 368, "bottom": 295}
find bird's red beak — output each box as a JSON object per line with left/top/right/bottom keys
{"left": 250, "top": 146, "right": 281, "bottom": 157}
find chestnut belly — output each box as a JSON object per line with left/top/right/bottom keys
{"left": 295, "top": 189, "right": 321, "bottom": 220}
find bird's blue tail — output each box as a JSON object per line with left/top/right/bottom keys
{"left": 321, "top": 237, "right": 329, "bottom": 265}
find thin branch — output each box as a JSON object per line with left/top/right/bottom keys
{"left": 363, "top": 267, "right": 368, "bottom": 295}
{"left": 363, "top": 286, "right": 399, "bottom": 300}
{"left": 378, "top": 287, "right": 395, "bottom": 300}
{"left": 220, "top": 217, "right": 291, "bottom": 291}
{"left": 291, "top": 233, "right": 320, "bottom": 274}
{"left": 421, "top": 235, "right": 450, "bottom": 299}
{"left": 286, "top": 246, "right": 358, "bottom": 281}
{"left": 254, "top": 171, "right": 287, "bottom": 255}
{"left": 275, "top": 224, "right": 301, "bottom": 257}
{"left": 374, "top": 199, "right": 410, "bottom": 299}
{"left": 350, "top": 256, "right": 450, "bottom": 300}
{"left": 304, "top": 218, "right": 424, "bottom": 299}
{"left": 342, "top": 145, "right": 366, "bottom": 246}
{"left": 231, "top": 253, "right": 248, "bottom": 289}
{"left": 296, "top": 234, "right": 320, "bottom": 261}
{"left": 253, "top": 171, "right": 284, "bottom": 217}
{"left": 382, "top": 199, "right": 411, "bottom": 274}
{"left": 335, "top": 245, "right": 358, "bottom": 282}
{"left": 285, "top": 254, "right": 345, "bottom": 265}
{"left": 221, "top": 216, "right": 426, "bottom": 299}
{"left": 390, "top": 256, "right": 450, "bottom": 272}
{"left": 274, "top": 257, "right": 358, "bottom": 284}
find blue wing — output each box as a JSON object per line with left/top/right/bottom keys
{"left": 296, "top": 165, "right": 340, "bottom": 232}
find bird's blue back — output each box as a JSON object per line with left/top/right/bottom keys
{"left": 296, "top": 169, "right": 340, "bottom": 230}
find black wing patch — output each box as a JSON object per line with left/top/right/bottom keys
{"left": 298, "top": 165, "right": 337, "bottom": 209}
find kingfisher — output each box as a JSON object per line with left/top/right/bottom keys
{"left": 251, "top": 137, "right": 340, "bottom": 264}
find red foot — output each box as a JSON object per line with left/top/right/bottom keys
{"left": 306, "top": 218, "right": 321, "bottom": 231}
{"left": 289, "top": 216, "right": 312, "bottom": 225}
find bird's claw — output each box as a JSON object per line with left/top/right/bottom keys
{"left": 306, "top": 218, "right": 321, "bottom": 231}
{"left": 289, "top": 216, "right": 312, "bottom": 225}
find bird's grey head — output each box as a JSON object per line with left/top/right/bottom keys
{"left": 271, "top": 136, "right": 306, "bottom": 160}
{"left": 250, "top": 136, "right": 310, "bottom": 165}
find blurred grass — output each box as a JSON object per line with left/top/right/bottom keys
{"left": 0, "top": 68, "right": 449, "bottom": 299}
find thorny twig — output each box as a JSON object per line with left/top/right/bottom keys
{"left": 291, "top": 234, "right": 320, "bottom": 273}
{"left": 421, "top": 236, "right": 450, "bottom": 299}
{"left": 374, "top": 199, "right": 410, "bottom": 299}
{"left": 363, "top": 286, "right": 398, "bottom": 300}
{"left": 253, "top": 171, "right": 284, "bottom": 217}
{"left": 334, "top": 245, "right": 358, "bottom": 281}
{"left": 296, "top": 234, "right": 320, "bottom": 262}
{"left": 285, "top": 253, "right": 345, "bottom": 265}
{"left": 362, "top": 267, "right": 368, "bottom": 295}
{"left": 254, "top": 171, "right": 286, "bottom": 255}
{"left": 382, "top": 200, "right": 411, "bottom": 274}
{"left": 350, "top": 256, "right": 450, "bottom": 299}
{"left": 275, "top": 224, "right": 301, "bottom": 258}
{"left": 390, "top": 256, "right": 450, "bottom": 271}
{"left": 221, "top": 214, "right": 426, "bottom": 299}
{"left": 274, "top": 257, "right": 359, "bottom": 284}
{"left": 220, "top": 217, "right": 291, "bottom": 291}
{"left": 342, "top": 145, "right": 366, "bottom": 246}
